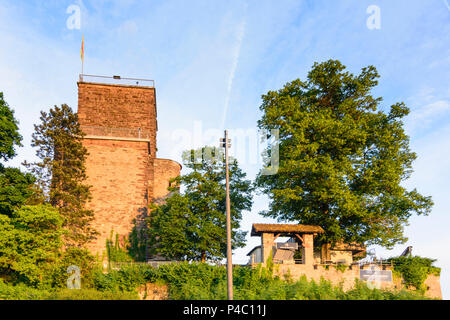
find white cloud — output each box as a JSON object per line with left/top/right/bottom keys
{"left": 405, "top": 86, "right": 450, "bottom": 136}
{"left": 406, "top": 100, "right": 450, "bottom": 133}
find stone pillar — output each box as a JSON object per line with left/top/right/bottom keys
{"left": 302, "top": 234, "right": 314, "bottom": 265}
{"left": 261, "top": 233, "right": 274, "bottom": 264}
{"left": 321, "top": 243, "right": 331, "bottom": 264}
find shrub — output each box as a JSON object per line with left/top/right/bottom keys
{"left": 0, "top": 280, "right": 137, "bottom": 300}
{"left": 94, "top": 264, "right": 149, "bottom": 292}
{"left": 388, "top": 256, "right": 441, "bottom": 290}
{"left": 0, "top": 204, "right": 63, "bottom": 287}
{"left": 106, "top": 231, "right": 133, "bottom": 263}
{"left": 334, "top": 264, "right": 348, "bottom": 273}
{"left": 96, "top": 262, "right": 431, "bottom": 300}
{"left": 1, "top": 261, "right": 435, "bottom": 300}
{"left": 153, "top": 262, "right": 226, "bottom": 300}
{"left": 46, "top": 288, "right": 138, "bottom": 300}
{"left": 0, "top": 280, "right": 50, "bottom": 300}
{"left": 50, "top": 247, "right": 99, "bottom": 289}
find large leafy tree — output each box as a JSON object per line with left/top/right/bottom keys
{"left": 0, "top": 95, "right": 95, "bottom": 287}
{"left": 0, "top": 204, "right": 63, "bottom": 286}
{"left": 24, "top": 104, "right": 96, "bottom": 247}
{"left": 0, "top": 204, "right": 95, "bottom": 288}
{"left": 0, "top": 92, "right": 36, "bottom": 216}
{"left": 0, "top": 92, "right": 22, "bottom": 161}
{"left": 148, "top": 146, "right": 253, "bottom": 262}
{"left": 0, "top": 167, "right": 36, "bottom": 217}
{"left": 256, "top": 60, "right": 433, "bottom": 248}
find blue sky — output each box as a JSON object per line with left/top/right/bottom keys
{"left": 0, "top": 0, "right": 449, "bottom": 298}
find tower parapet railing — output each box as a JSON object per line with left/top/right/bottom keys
{"left": 81, "top": 126, "right": 152, "bottom": 141}
{"left": 79, "top": 74, "right": 155, "bottom": 87}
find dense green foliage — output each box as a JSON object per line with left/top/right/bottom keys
{"left": 55, "top": 263, "right": 435, "bottom": 300}
{"left": 389, "top": 256, "right": 441, "bottom": 290}
{"left": 0, "top": 204, "right": 63, "bottom": 286}
{"left": 0, "top": 280, "right": 137, "bottom": 300}
{"left": 0, "top": 204, "right": 97, "bottom": 290}
{"left": 0, "top": 95, "right": 98, "bottom": 293}
{"left": 0, "top": 255, "right": 436, "bottom": 300}
{"left": 0, "top": 92, "right": 22, "bottom": 161}
{"left": 0, "top": 165, "right": 36, "bottom": 217}
{"left": 23, "top": 104, "right": 96, "bottom": 247}
{"left": 128, "top": 221, "right": 148, "bottom": 261}
{"left": 256, "top": 60, "right": 433, "bottom": 248}
{"left": 148, "top": 147, "right": 253, "bottom": 262}
{"left": 50, "top": 247, "right": 98, "bottom": 289}
{"left": 0, "top": 92, "right": 37, "bottom": 217}
{"left": 94, "top": 264, "right": 150, "bottom": 292}
{"left": 106, "top": 231, "right": 134, "bottom": 263}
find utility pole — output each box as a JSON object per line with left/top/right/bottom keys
{"left": 220, "top": 130, "right": 233, "bottom": 300}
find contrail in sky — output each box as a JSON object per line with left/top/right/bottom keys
{"left": 220, "top": 19, "right": 246, "bottom": 130}
{"left": 445, "top": 0, "right": 450, "bottom": 11}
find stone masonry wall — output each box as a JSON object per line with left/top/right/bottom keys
{"left": 77, "top": 82, "right": 157, "bottom": 257}
{"left": 77, "top": 81, "right": 181, "bottom": 258}
{"left": 82, "top": 138, "right": 150, "bottom": 257}
{"left": 268, "top": 263, "right": 442, "bottom": 299}
{"left": 424, "top": 274, "right": 442, "bottom": 299}
{"left": 153, "top": 158, "right": 182, "bottom": 203}
{"left": 77, "top": 82, "right": 157, "bottom": 158}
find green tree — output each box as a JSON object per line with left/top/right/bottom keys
{"left": 148, "top": 146, "right": 253, "bottom": 262}
{"left": 24, "top": 104, "right": 96, "bottom": 247}
{"left": 0, "top": 92, "right": 37, "bottom": 216}
{"left": 0, "top": 204, "right": 63, "bottom": 286}
{"left": 0, "top": 92, "right": 22, "bottom": 161}
{"left": 256, "top": 60, "right": 433, "bottom": 248}
{"left": 0, "top": 167, "right": 37, "bottom": 217}
{"left": 50, "top": 247, "right": 98, "bottom": 289}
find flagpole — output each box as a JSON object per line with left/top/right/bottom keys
{"left": 81, "top": 35, "right": 84, "bottom": 82}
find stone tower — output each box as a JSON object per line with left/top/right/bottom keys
{"left": 77, "top": 76, "right": 181, "bottom": 257}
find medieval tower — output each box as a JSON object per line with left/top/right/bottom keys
{"left": 77, "top": 75, "right": 181, "bottom": 257}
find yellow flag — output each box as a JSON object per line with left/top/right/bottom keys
{"left": 81, "top": 35, "right": 84, "bottom": 62}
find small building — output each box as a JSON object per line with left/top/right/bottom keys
{"left": 248, "top": 223, "right": 365, "bottom": 266}
{"left": 246, "top": 246, "right": 261, "bottom": 265}
{"left": 247, "top": 223, "right": 441, "bottom": 299}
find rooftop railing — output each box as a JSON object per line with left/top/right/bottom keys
{"left": 79, "top": 74, "right": 155, "bottom": 87}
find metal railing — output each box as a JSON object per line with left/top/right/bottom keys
{"left": 108, "top": 261, "right": 247, "bottom": 270}
{"left": 108, "top": 261, "right": 179, "bottom": 270}
{"left": 272, "top": 258, "right": 304, "bottom": 264}
{"left": 81, "top": 126, "right": 152, "bottom": 140}
{"left": 355, "top": 260, "right": 393, "bottom": 270}
{"left": 79, "top": 74, "right": 155, "bottom": 87}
